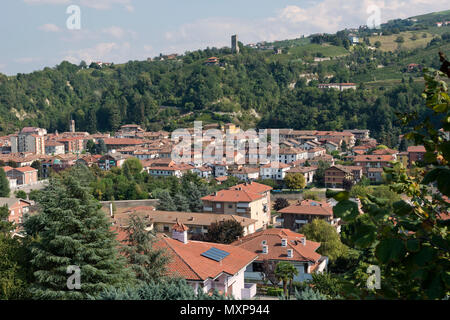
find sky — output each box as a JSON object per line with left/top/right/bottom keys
{"left": 0, "top": 0, "right": 449, "bottom": 75}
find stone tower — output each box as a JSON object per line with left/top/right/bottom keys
{"left": 231, "top": 34, "right": 239, "bottom": 54}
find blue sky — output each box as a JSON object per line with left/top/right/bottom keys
{"left": 0, "top": 0, "right": 448, "bottom": 75}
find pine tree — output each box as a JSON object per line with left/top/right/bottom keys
{"left": 24, "top": 175, "right": 134, "bottom": 299}
{"left": 156, "top": 190, "right": 177, "bottom": 211}
{"left": 0, "top": 168, "right": 10, "bottom": 197}
{"left": 173, "top": 193, "right": 190, "bottom": 212}
{"left": 121, "top": 215, "right": 171, "bottom": 283}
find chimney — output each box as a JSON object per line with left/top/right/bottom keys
{"left": 301, "top": 237, "right": 306, "bottom": 246}
{"left": 172, "top": 219, "right": 189, "bottom": 244}
{"left": 262, "top": 245, "right": 268, "bottom": 254}
{"left": 281, "top": 238, "right": 287, "bottom": 247}
{"left": 287, "top": 249, "right": 293, "bottom": 258}
{"left": 109, "top": 202, "right": 114, "bottom": 218}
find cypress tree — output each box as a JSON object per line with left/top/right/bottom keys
{"left": 121, "top": 215, "right": 171, "bottom": 283}
{"left": 24, "top": 175, "right": 134, "bottom": 299}
{"left": 0, "top": 168, "right": 10, "bottom": 197}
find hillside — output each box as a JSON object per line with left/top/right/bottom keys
{"left": 0, "top": 10, "right": 449, "bottom": 147}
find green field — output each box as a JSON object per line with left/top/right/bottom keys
{"left": 369, "top": 31, "right": 435, "bottom": 52}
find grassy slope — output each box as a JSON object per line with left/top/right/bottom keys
{"left": 368, "top": 30, "right": 438, "bottom": 52}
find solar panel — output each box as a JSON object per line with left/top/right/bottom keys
{"left": 201, "top": 247, "right": 230, "bottom": 262}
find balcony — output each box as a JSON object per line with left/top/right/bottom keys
{"left": 241, "top": 283, "right": 257, "bottom": 299}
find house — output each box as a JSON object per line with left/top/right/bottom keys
{"left": 318, "top": 83, "right": 357, "bottom": 91}
{"left": 0, "top": 197, "right": 32, "bottom": 231}
{"left": 278, "top": 148, "right": 307, "bottom": 164}
{"left": 98, "top": 153, "right": 131, "bottom": 170}
{"left": 286, "top": 166, "right": 317, "bottom": 185}
{"left": 231, "top": 228, "right": 328, "bottom": 283}
{"left": 278, "top": 200, "right": 341, "bottom": 233}
{"left": 112, "top": 207, "right": 258, "bottom": 237}
{"left": 75, "top": 154, "right": 102, "bottom": 167}
{"left": 353, "top": 154, "right": 395, "bottom": 175}
{"left": 143, "top": 159, "right": 194, "bottom": 178}
{"left": 101, "top": 138, "right": 144, "bottom": 151}
{"left": 407, "top": 145, "right": 426, "bottom": 167}
{"left": 229, "top": 166, "right": 259, "bottom": 181}
{"left": 44, "top": 141, "right": 65, "bottom": 155}
{"left": 407, "top": 64, "right": 422, "bottom": 72}
{"left": 367, "top": 167, "right": 384, "bottom": 183}
{"left": 154, "top": 222, "right": 258, "bottom": 299}
{"left": 205, "top": 57, "right": 219, "bottom": 66}
{"left": 323, "top": 141, "right": 339, "bottom": 152}
{"left": 5, "top": 166, "right": 38, "bottom": 186}
{"left": 57, "top": 137, "right": 85, "bottom": 154}
{"left": 307, "top": 147, "right": 326, "bottom": 160}
{"left": 192, "top": 166, "right": 214, "bottom": 179}
{"left": 259, "top": 162, "right": 291, "bottom": 181}
{"left": 201, "top": 183, "right": 271, "bottom": 230}
{"left": 10, "top": 127, "right": 47, "bottom": 155}
{"left": 343, "top": 129, "right": 370, "bottom": 141}
{"left": 324, "top": 165, "right": 363, "bottom": 187}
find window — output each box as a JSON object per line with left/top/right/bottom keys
{"left": 163, "top": 226, "right": 169, "bottom": 232}
{"left": 216, "top": 203, "right": 221, "bottom": 209}
{"left": 228, "top": 204, "right": 233, "bottom": 209}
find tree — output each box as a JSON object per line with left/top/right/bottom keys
{"left": 95, "top": 139, "right": 107, "bottom": 155}
{"left": 0, "top": 234, "right": 32, "bottom": 299}
{"left": 31, "top": 161, "right": 43, "bottom": 179}
{"left": 310, "top": 272, "right": 343, "bottom": 299}
{"left": 204, "top": 220, "right": 244, "bottom": 244}
{"left": 395, "top": 36, "right": 404, "bottom": 43}
{"left": 24, "top": 174, "right": 134, "bottom": 299}
{"left": 96, "top": 278, "right": 231, "bottom": 300}
{"left": 342, "top": 177, "right": 354, "bottom": 191}
{"left": 328, "top": 66, "right": 450, "bottom": 299}
{"left": 284, "top": 173, "right": 306, "bottom": 190}
{"left": 314, "top": 161, "right": 330, "bottom": 187}
{"left": 86, "top": 140, "right": 96, "bottom": 154}
{"left": 121, "top": 215, "right": 171, "bottom": 283}
{"left": 156, "top": 190, "right": 177, "bottom": 211}
{"left": 274, "top": 262, "right": 298, "bottom": 298}
{"left": 0, "top": 168, "right": 10, "bottom": 197}
{"left": 273, "top": 198, "right": 289, "bottom": 211}
{"left": 294, "top": 286, "right": 327, "bottom": 300}
{"left": 374, "top": 41, "right": 381, "bottom": 48}
{"left": 299, "top": 219, "right": 347, "bottom": 261}
{"left": 173, "top": 193, "right": 190, "bottom": 212}
{"left": 260, "top": 259, "right": 278, "bottom": 285}
{"left": 122, "top": 158, "right": 143, "bottom": 179}
{"left": 15, "top": 190, "right": 27, "bottom": 200}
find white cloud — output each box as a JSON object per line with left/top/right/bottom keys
{"left": 79, "top": 0, "right": 134, "bottom": 11}
{"left": 39, "top": 23, "right": 61, "bottom": 32}
{"left": 161, "top": 0, "right": 450, "bottom": 54}
{"left": 62, "top": 41, "right": 138, "bottom": 64}
{"left": 102, "top": 26, "right": 126, "bottom": 38}
{"left": 24, "top": 0, "right": 69, "bottom": 4}
{"left": 24, "top": 0, "right": 134, "bottom": 11}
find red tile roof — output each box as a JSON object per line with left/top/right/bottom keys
{"left": 232, "top": 228, "right": 321, "bottom": 263}
{"left": 407, "top": 145, "right": 426, "bottom": 153}
{"left": 155, "top": 237, "right": 258, "bottom": 281}
{"left": 232, "top": 181, "right": 273, "bottom": 193}
{"left": 278, "top": 200, "right": 333, "bottom": 216}
{"left": 201, "top": 189, "right": 264, "bottom": 203}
